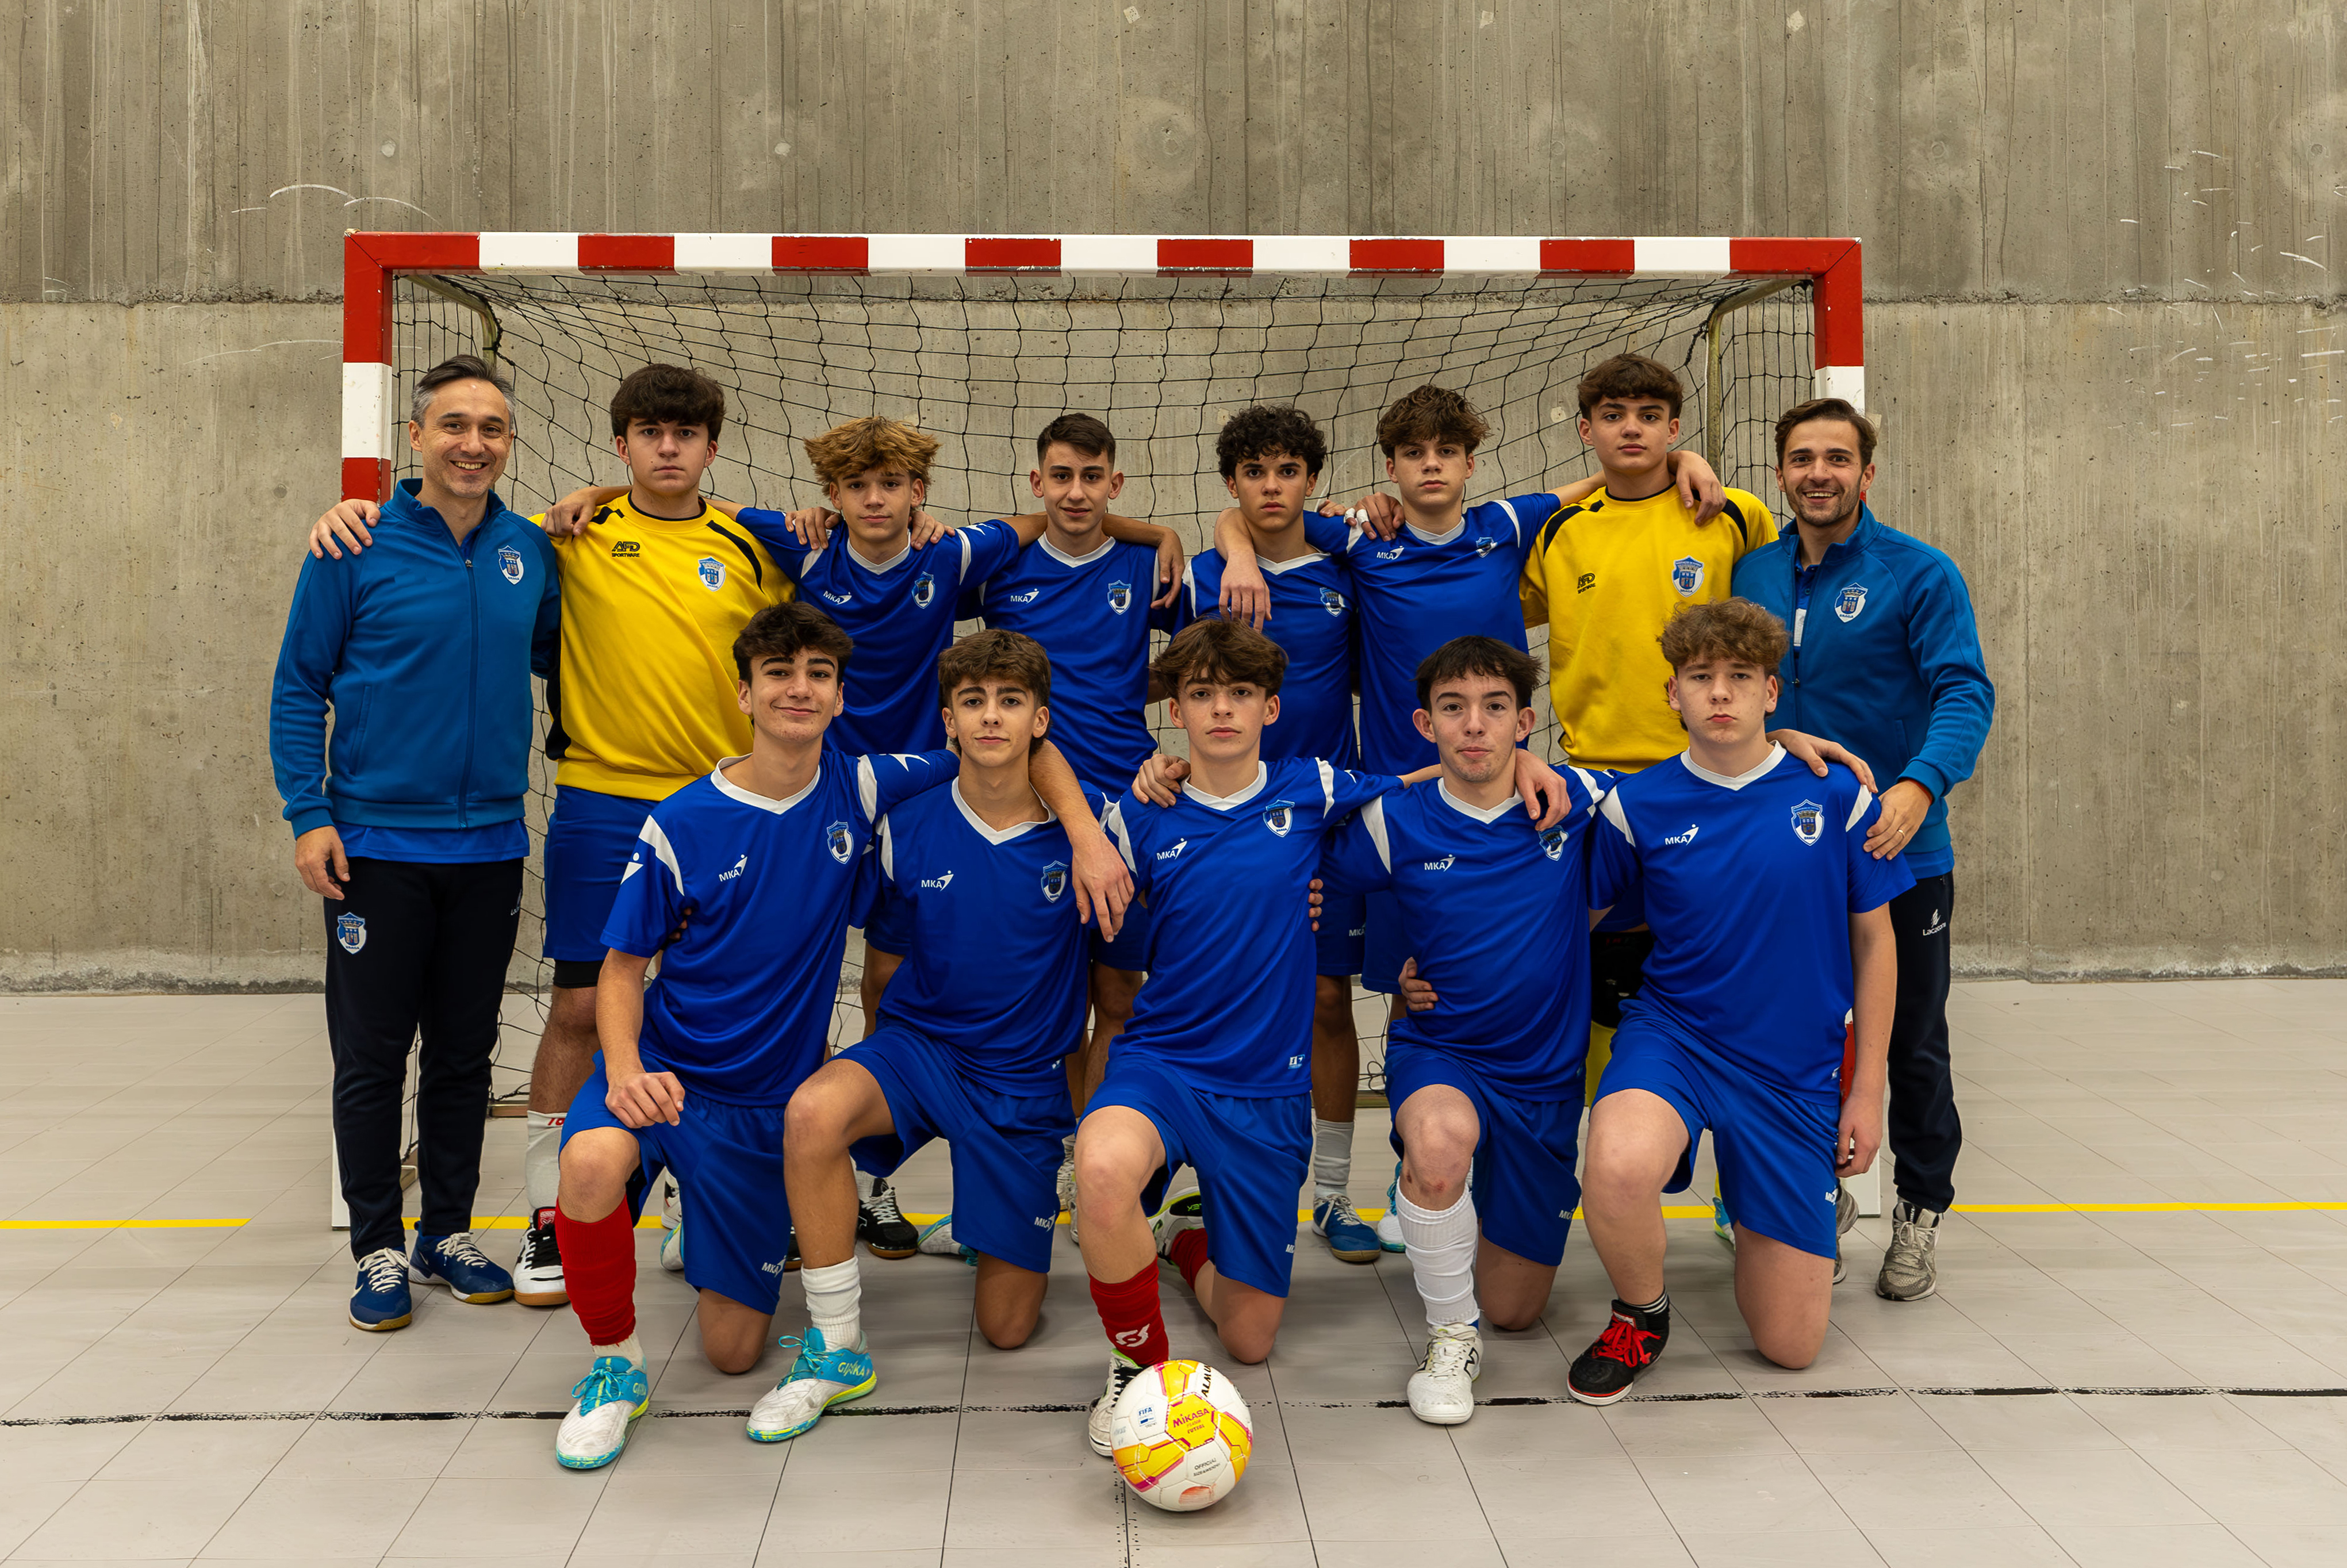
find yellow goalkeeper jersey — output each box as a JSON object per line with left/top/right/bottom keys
{"left": 1520, "top": 483, "right": 1779, "bottom": 773}
{"left": 540, "top": 494, "right": 793, "bottom": 799}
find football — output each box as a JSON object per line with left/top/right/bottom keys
{"left": 1107, "top": 1359, "right": 1254, "bottom": 1512}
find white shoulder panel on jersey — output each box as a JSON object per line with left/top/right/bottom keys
{"left": 1568, "top": 765, "right": 1606, "bottom": 813}
{"left": 1844, "top": 785, "right": 1876, "bottom": 831}
{"left": 856, "top": 756, "right": 880, "bottom": 821}
{"left": 1493, "top": 495, "right": 1522, "bottom": 543}
{"left": 1598, "top": 790, "right": 1635, "bottom": 845}
{"left": 638, "top": 818, "right": 687, "bottom": 896}
{"left": 1102, "top": 799, "right": 1139, "bottom": 875}
{"left": 878, "top": 816, "right": 896, "bottom": 883}
{"left": 1316, "top": 757, "right": 1339, "bottom": 814}
{"left": 1360, "top": 796, "right": 1393, "bottom": 873}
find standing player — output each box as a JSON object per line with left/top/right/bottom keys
{"left": 271, "top": 355, "right": 558, "bottom": 1331}
{"left": 1075, "top": 619, "right": 1572, "bottom": 1452}
{"left": 756, "top": 631, "right": 1096, "bottom": 1443}
{"left": 1732, "top": 400, "right": 1993, "bottom": 1301}
{"left": 1319, "top": 637, "right": 1609, "bottom": 1424}
{"left": 547, "top": 604, "right": 1125, "bottom": 1470}
{"left": 1180, "top": 406, "right": 1380, "bottom": 1265}
{"left": 306, "top": 364, "right": 792, "bottom": 1305}
{"left": 1568, "top": 599, "right": 1909, "bottom": 1401}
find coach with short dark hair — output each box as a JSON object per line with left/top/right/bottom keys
{"left": 269, "top": 355, "right": 561, "bottom": 1332}
{"left": 1732, "top": 398, "right": 1995, "bottom": 1305}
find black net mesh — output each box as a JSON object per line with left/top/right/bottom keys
{"left": 386, "top": 269, "right": 1814, "bottom": 1105}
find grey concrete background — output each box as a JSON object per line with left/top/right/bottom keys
{"left": 3, "top": 1, "right": 2342, "bottom": 987}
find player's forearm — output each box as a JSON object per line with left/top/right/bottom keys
{"left": 1212, "top": 508, "right": 1259, "bottom": 567}
{"left": 1028, "top": 742, "right": 1100, "bottom": 839}
{"left": 596, "top": 952, "right": 652, "bottom": 1071}
{"left": 1100, "top": 512, "right": 1168, "bottom": 549}
{"left": 1848, "top": 910, "right": 1896, "bottom": 1090}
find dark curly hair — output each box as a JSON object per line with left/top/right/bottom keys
{"left": 1215, "top": 404, "right": 1327, "bottom": 480}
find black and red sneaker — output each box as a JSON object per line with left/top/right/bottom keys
{"left": 1567, "top": 1298, "right": 1670, "bottom": 1406}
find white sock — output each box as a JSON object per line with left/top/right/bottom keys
{"left": 591, "top": 1333, "right": 643, "bottom": 1370}
{"left": 524, "top": 1110, "right": 564, "bottom": 1214}
{"left": 1312, "top": 1117, "right": 1355, "bottom": 1201}
{"left": 853, "top": 1168, "right": 878, "bottom": 1202}
{"left": 801, "top": 1259, "right": 862, "bottom": 1351}
{"left": 1398, "top": 1188, "right": 1480, "bottom": 1328}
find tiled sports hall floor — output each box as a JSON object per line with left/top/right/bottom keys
{"left": 1, "top": 982, "right": 2344, "bottom": 1568}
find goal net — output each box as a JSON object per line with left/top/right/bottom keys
{"left": 374, "top": 260, "right": 1819, "bottom": 1106}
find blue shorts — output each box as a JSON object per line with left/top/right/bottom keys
{"left": 859, "top": 878, "right": 915, "bottom": 957}
{"left": 544, "top": 785, "right": 658, "bottom": 967}
{"left": 1088, "top": 892, "right": 1153, "bottom": 973}
{"left": 1316, "top": 887, "right": 1366, "bottom": 979}
{"left": 1384, "top": 1044, "right": 1585, "bottom": 1268}
{"left": 1597, "top": 1020, "right": 1841, "bottom": 1259}
{"left": 1086, "top": 1053, "right": 1309, "bottom": 1297}
{"left": 1361, "top": 889, "right": 1406, "bottom": 993}
{"left": 838, "top": 1026, "right": 1075, "bottom": 1274}
{"left": 563, "top": 1064, "right": 794, "bottom": 1315}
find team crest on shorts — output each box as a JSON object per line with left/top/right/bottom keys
{"left": 1835, "top": 584, "right": 1868, "bottom": 622}
{"left": 336, "top": 913, "right": 367, "bottom": 954}
{"left": 1321, "top": 586, "right": 1346, "bottom": 616}
{"left": 1540, "top": 824, "right": 1569, "bottom": 860}
{"left": 696, "top": 556, "right": 726, "bottom": 591}
{"left": 912, "top": 572, "right": 936, "bottom": 608}
{"left": 1041, "top": 861, "right": 1068, "bottom": 903}
{"left": 1790, "top": 799, "right": 1824, "bottom": 846}
{"left": 1107, "top": 580, "right": 1132, "bottom": 614}
{"left": 1261, "top": 799, "right": 1294, "bottom": 837}
{"left": 497, "top": 546, "right": 524, "bottom": 584}
{"left": 825, "top": 821, "right": 854, "bottom": 863}
{"left": 1670, "top": 557, "right": 1706, "bottom": 596}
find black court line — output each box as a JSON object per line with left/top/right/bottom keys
{"left": 5, "top": 1384, "right": 2343, "bottom": 1427}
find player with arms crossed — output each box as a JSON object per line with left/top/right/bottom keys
{"left": 547, "top": 604, "right": 1125, "bottom": 1470}
{"left": 1180, "top": 405, "right": 1380, "bottom": 1264}
{"left": 757, "top": 630, "right": 1103, "bottom": 1443}
{"left": 1077, "top": 619, "right": 1573, "bottom": 1452}
{"left": 1567, "top": 599, "right": 1910, "bottom": 1401}
{"left": 309, "top": 365, "right": 793, "bottom": 1303}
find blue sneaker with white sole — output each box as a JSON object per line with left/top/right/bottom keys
{"left": 1375, "top": 1164, "right": 1406, "bottom": 1253}
{"left": 1313, "top": 1194, "right": 1382, "bottom": 1264}
{"left": 555, "top": 1355, "right": 650, "bottom": 1469}
{"left": 348, "top": 1246, "right": 413, "bottom": 1331}
{"left": 410, "top": 1232, "right": 515, "bottom": 1303}
{"left": 746, "top": 1327, "right": 877, "bottom": 1442}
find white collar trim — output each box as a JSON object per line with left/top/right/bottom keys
{"left": 845, "top": 538, "right": 912, "bottom": 576}
{"left": 1040, "top": 534, "right": 1115, "bottom": 568}
{"left": 1406, "top": 516, "right": 1466, "bottom": 546}
{"left": 1186, "top": 762, "right": 1269, "bottom": 811}
{"left": 1679, "top": 744, "right": 1788, "bottom": 791}
{"left": 1257, "top": 550, "right": 1328, "bottom": 576}
{"left": 950, "top": 778, "right": 1054, "bottom": 844}
{"left": 1437, "top": 780, "right": 1523, "bottom": 824}
{"left": 708, "top": 755, "right": 822, "bottom": 814}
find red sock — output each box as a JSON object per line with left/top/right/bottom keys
{"left": 557, "top": 1203, "right": 637, "bottom": 1347}
{"left": 1166, "top": 1228, "right": 1210, "bottom": 1290}
{"left": 1088, "top": 1264, "right": 1170, "bottom": 1366}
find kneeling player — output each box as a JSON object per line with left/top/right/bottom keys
{"left": 1320, "top": 637, "right": 1610, "bottom": 1424}
{"left": 549, "top": 604, "right": 1123, "bottom": 1469}
{"left": 757, "top": 630, "right": 1103, "bottom": 1442}
{"left": 1568, "top": 599, "right": 1909, "bottom": 1401}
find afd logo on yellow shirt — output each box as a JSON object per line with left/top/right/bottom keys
{"left": 610, "top": 539, "right": 642, "bottom": 558}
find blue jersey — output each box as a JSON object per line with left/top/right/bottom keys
{"left": 1306, "top": 494, "right": 1560, "bottom": 774}
{"left": 1589, "top": 747, "right": 1915, "bottom": 1101}
{"left": 873, "top": 780, "right": 1092, "bottom": 1095}
{"left": 1321, "top": 770, "right": 1612, "bottom": 1098}
{"left": 1103, "top": 758, "right": 1396, "bottom": 1095}
{"left": 601, "top": 747, "right": 957, "bottom": 1103}
{"left": 733, "top": 516, "right": 1023, "bottom": 756}
{"left": 1180, "top": 546, "right": 1358, "bottom": 768}
{"left": 964, "top": 535, "right": 1176, "bottom": 792}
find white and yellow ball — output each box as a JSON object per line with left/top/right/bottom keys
{"left": 1108, "top": 1358, "right": 1253, "bottom": 1512}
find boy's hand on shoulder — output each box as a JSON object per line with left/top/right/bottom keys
{"left": 1768, "top": 729, "right": 1877, "bottom": 793}
{"left": 1864, "top": 779, "right": 1933, "bottom": 860}
{"left": 910, "top": 507, "right": 950, "bottom": 547}
{"left": 1666, "top": 450, "right": 1727, "bottom": 524}
{"left": 783, "top": 507, "right": 839, "bottom": 550}
{"left": 309, "top": 500, "right": 378, "bottom": 559}
{"left": 1349, "top": 492, "right": 1405, "bottom": 539}
{"left": 1131, "top": 753, "right": 1190, "bottom": 807}
{"left": 1512, "top": 749, "right": 1573, "bottom": 830}
{"left": 1070, "top": 835, "right": 1132, "bottom": 941}
{"left": 1152, "top": 529, "right": 1184, "bottom": 608}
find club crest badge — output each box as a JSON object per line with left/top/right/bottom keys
{"left": 1041, "top": 861, "right": 1068, "bottom": 903}
{"left": 1791, "top": 799, "right": 1824, "bottom": 846}
{"left": 1540, "top": 825, "right": 1568, "bottom": 861}
{"left": 1835, "top": 585, "right": 1867, "bottom": 622}
{"left": 336, "top": 913, "right": 367, "bottom": 954}
{"left": 1261, "top": 799, "right": 1294, "bottom": 838}
{"left": 696, "top": 556, "right": 726, "bottom": 591}
{"left": 1107, "top": 580, "right": 1132, "bottom": 614}
{"left": 913, "top": 572, "right": 936, "bottom": 608}
{"left": 825, "top": 820, "right": 854, "bottom": 864}
{"left": 1670, "top": 557, "right": 1705, "bottom": 596}
{"left": 1321, "top": 586, "right": 1346, "bottom": 616}
{"left": 1473, "top": 535, "right": 1498, "bottom": 557}
{"left": 497, "top": 545, "right": 524, "bottom": 584}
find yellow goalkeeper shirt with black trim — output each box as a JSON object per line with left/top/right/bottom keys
{"left": 540, "top": 494, "right": 793, "bottom": 799}
{"left": 1520, "top": 484, "right": 1779, "bottom": 773}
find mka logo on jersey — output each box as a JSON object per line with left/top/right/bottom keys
{"left": 1041, "top": 861, "right": 1068, "bottom": 903}
{"left": 825, "top": 821, "right": 854, "bottom": 863}
{"left": 497, "top": 545, "right": 525, "bottom": 584}
{"left": 1835, "top": 585, "right": 1868, "bottom": 622}
{"left": 1107, "top": 580, "right": 1132, "bottom": 614}
{"left": 1261, "top": 799, "right": 1294, "bottom": 837}
{"left": 336, "top": 913, "right": 367, "bottom": 954}
{"left": 1670, "top": 557, "right": 1706, "bottom": 596}
{"left": 1791, "top": 799, "right": 1824, "bottom": 846}
{"left": 697, "top": 556, "right": 726, "bottom": 591}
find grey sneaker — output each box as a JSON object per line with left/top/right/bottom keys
{"left": 1876, "top": 1201, "right": 1942, "bottom": 1301}
{"left": 1832, "top": 1183, "right": 1857, "bottom": 1285}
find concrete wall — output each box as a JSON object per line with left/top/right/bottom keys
{"left": 3, "top": 1, "right": 2342, "bottom": 986}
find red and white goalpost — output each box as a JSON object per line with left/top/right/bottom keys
{"left": 332, "top": 232, "right": 1874, "bottom": 1226}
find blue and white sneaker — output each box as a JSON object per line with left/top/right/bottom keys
{"left": 746, "top": 1327, "right": 876, "bottom": 1442}
{"left": 916, "top": 1215, "right": 975, "bottom": 1264}
{"left": 1313, "top": 1194, "right": 1382, "bottom": 1264}
{"left": 555, "top": 1355, "right": 650, "bottom": 1469}
{"left": 1711, "top": 1179, "right": 1736, "bottom": 1249}
{"left": 659, "top": 1208, "right": 685, "bottom": 1274}
{"left": 1375, "top": 1163, "right": 1406, "bottom": 1253}
{"left": 348, "top": 1246, "right": 413, "bottom": 1331}
{"left": 409, "top": 1232, "right": 515, "bottom": 1303}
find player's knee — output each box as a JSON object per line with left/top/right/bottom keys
{"left": 782, "top": 1080, "right": 850, "bottom": 1150}
{"left": 704, "top": 1337, "right": 762, "bottom": 1375}
{"left": 1754, "top": 1330, "right": 1820, "bottom": 1371}
{"left": 977, "top": 1304, "right": 1041, "bottom": 1350}
{"left": 1486, "top": 1303, "right": 1543, "bottom": 1333}
{"left": 1219, "top": 1326, "right": 1275, "bottom": 1366}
